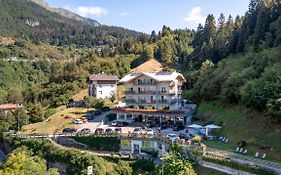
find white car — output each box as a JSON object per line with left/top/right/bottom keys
{"left": 72, "top": 119, "right": 83, "bottom": 124}
{"left": 133, "top": 127, "right": 142, "bottom": 135}
{"left": 145, "top": 129, "right": 154, "bottom": 135}
{"left": 167, "top": 134, "right": 178, "bottom": 143}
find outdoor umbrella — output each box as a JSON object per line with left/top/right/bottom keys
{"left": 204, "top": 124, "right": 221, "bottom": 136}
{"left": 187, "top": 124, "right": 203, "bottom": 128}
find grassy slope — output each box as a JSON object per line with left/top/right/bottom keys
{"left": 195, "top": 165, "right": 227, "bottom": 175}
{"left": 21, "top": 107, "right": 91, "bottom": 134}
{"left": 196, "top": 101, "right": 281, "bottom": 163}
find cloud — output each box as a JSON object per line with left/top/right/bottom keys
{"left": 77, "top": 6, "right": 108, "bottom": 17}
{"left": 120, "top": 12, "right": 128, "bottom": 17}
{"left": 183, "top": 7, "right": 205, "bottom": 24}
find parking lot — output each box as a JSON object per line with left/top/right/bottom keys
{"left": 77, "top": 113, "right": 188, "bottom": 139}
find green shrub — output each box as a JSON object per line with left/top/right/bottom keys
{"left": 142, "top": 149, "right": 158, "bottom": 158}
{"left": 106, "top": 113, "right": 117, "bottom": 121}
{"left": 12, "top": 138, "right": 108, "bottom": 175}
{"left": 74, "top": 136, "right": 121, "bottom": 152}
{"left": 44, "top": 108, "right": 56, "bottom": 118}
{"left": 132, "top": 159, "right": 155, "bottom": 172}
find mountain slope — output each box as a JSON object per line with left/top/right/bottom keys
{"left": 30, "top": 0, "right": 100, "bottom": 26}
{"left": 0, "top": 0, "right": 144, "bottom": 47}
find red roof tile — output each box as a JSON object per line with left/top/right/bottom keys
{"left": 89, "top": 74, "right": 119, "bottom": 81}
{"left": 0, "top": 104, "right": 22, "bottom": 110}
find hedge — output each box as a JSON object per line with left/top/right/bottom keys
{"left": 74, "top": 136, "right": 121, "bottom": 152}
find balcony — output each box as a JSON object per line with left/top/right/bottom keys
{"left": 125, "top": 91, "right": 136, "bottom": 94}
{"left": 125, "top": 90, "right": 158, "bottom": 95}
{"left": 134, "top": 81, "right": 156, "bottom": 86}
{"left": 158, "top": 90, "right": 176, "bottom": 95}
{"left": 124, "top": 99, "right": 136, "bottom": 103}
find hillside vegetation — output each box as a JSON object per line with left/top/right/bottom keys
{"left": 196, "top": 102, "right": 281, "bottom": 162}
{"left": 0, "top": 0, "right": 144, "bottom": 47}
{"left": 192, "top": 48, "right": 281, "bottom": 118}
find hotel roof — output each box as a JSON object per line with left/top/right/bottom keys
{"left": 89, "top": 74, "right": 119, "bottom": 81}
{"left": 119, "top": 72, "right": 186, "bottom": 83}
{"left": 0, "top": 104, "right": 22, "bottom": 110}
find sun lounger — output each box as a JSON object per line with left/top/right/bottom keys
{"left": 261, "top": 153, "right": 266, "bottom": 159}
{"left": 235, "top": 147, "right": 239, "bottom": 152}
{"left": 224, "top": 139, "right": 228, "bottom": 143}
{"left": 239, "top": 148, "right": 243, "bottom": 153}
{"left": 218, "top": 136, "right": 223, "bottom": 141}
{"left": 254, "top": 152, "right": 259, "bottom": 158}
{"left": 222, "top": 137, "right": 226, "bottom": 142}
{"left": 243, "top": 149, "right": 247, "bottom": 154}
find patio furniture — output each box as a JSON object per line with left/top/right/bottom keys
{"left": 239, "top": 148, "right": 243, "bottom": 153}
{"left": 235, "top": 147, "right": 240, "bottom": 152}
{"left": 224, "top": 139, "right": 228, "bottom": 143}
{"left": 222, "top": 137, "right": 226, "bottom": 142}
{"left": 243, "top": 149, "right": 247, "bottom": 154}
{"left": 261, "top": 153, "right": 266, "bottom": 159}
{"left": 254, "top": 152, "right": 259, "bottom": 158}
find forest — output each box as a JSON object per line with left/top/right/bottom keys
{"left": 0, "top": 0, "right": 280, "bottom": 136}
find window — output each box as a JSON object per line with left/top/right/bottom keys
{"left": 161, "top": 87, "right": 166, "bottom": 93}
{"left": 99, "top": 85, "right": 102, "bottom": 88}
{"left": 99, "top": 91, "right": 102, "bottom": 95}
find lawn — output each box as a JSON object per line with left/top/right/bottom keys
{"left": 20, "top": 107, "right": 91, "bottom": 134}
{"left": 72, "top": 89, "right": 88, "bottom": 101}
{"left": 196, "top": 101, "right": 281, "bottom": 163}
{"left": 194, "top": 165, "right": 227, "bottom": 175}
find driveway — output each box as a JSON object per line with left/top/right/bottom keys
{"left": 78, "top": 111, "right": 112, "bottom": 132}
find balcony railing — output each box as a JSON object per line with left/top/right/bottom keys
{"left": 124, "top": 99, "right": 178, "bottom": 104}
{"left": 125, "top": 90, "right": 176, "bottom": 95}
{"left": 134, "top": 81, "right": 157, "bottom": 85}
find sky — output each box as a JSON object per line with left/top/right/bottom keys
{"left": 45, "top": 0, "right": 250, "bottom": 34}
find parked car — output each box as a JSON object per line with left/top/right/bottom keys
{"left": 160, "top": 125, "right": 169, "bottom": 130}
{"left": 148, "top": 124, "right": 157, "bottom": 128}
{"left": 101, "top": 106, "right": 111, "bottom": 112}
{"left": 167, "top": 134, "right": 178, "bottom": 143}
{"left": 111, "top": 121, "right": 118, "bottom": 126}
{"left": 80, "top": 128, "right": 91, "bottom": 135}
{"left": 173, "top": 124, "right": 185, "bottom": 131}
{"left": 117, "top": 121, "right": 130, "bottom": 127}
{"left": 133, "top": 127, "right": 142, "bottom": 135}
{"left": 105, "top": 128, "right": 113, "bottom": 134}
{"left": 94, "top": 128, "right": 104, "bottom": 134}
{"left": 86, "top": 114, "right": 94, "bottom": 120}
{"left": 145, "top": 129, "right": 154, "bottom": 135}
{"left": 93, "top": 109, "right": 102, "bottom": 116}
{"left": 72, "top": 119, "right": 83, "bottom": 124}
{"left": 115, "top": 127, "right": 122, "bottom": 134}
{"left": 63, "top": 128, "right": 77, "bottom": 133}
